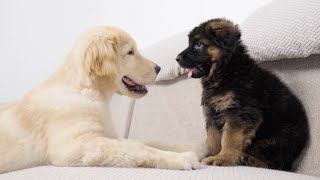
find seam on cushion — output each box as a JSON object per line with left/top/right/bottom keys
{"left": 124, "top": 99, "right": 136, "bottom": 139}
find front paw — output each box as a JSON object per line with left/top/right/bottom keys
{"left": 201, "top": 153, "right": 240, "bottom": 166}
{"left": 158, "top": 152, "right": 201, "bottom": 170}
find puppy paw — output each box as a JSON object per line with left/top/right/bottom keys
{"left": 201, "top": 153, "right": 240, "bottom": 166}
{"left": 180, "top": 152, "right": 201, "bottom": 170}
{"left": 158, "top": 151, "right": 200, "bottom": 170}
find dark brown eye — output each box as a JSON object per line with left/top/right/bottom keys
{"left": 127, "top": 50, "right": 134, "bottom": 55}
{"left": 193, "top": 41, "right": 203, "bottom": 52}
{"left": 195, "top": 42, "right": 203, "bottom": 48}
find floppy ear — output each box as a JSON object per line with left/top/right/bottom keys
{"left": 85, "top": 36, "right": 118, "bottom": 77}
{"left": 205, "top": 19, "right": 241, "bottom": 50}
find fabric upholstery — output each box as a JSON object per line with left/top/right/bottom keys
{"left": 108, "top": 94, "right": 134, "bottom": 138}
{"left": 0, "top": 166, "right": 319, "bottom": 180}
{"left": 141, "top": 32, "right": 188, "bottom": 82}
{"left": 241, "top": 0, "right": 320, "bottom": 61}
{"left": 130, "top": 75, "right": 206, "bottom": 147}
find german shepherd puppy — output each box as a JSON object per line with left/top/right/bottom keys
{"left": 176, "top": 18, "right": 309, "bottom": 171}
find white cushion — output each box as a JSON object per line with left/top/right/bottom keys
{"left": 241, "top": 0, "right": 320, "bottom": 61}
{"left": 108, "top": 94, "right": 134, "bottom": 138}
{"left": 142, "top": 33, "right": 188, "bottom": 82}
{"left": 130, "top": 76, "right": 206, "bottom": 146}
{"left": 0, "top": 166, "right": 318, "bottom": 180}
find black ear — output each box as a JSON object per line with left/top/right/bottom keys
{"left": 205, "top": 18, "right": 241, "bottom": 50}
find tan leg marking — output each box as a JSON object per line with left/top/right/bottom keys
{"left": 202, "top": 120, "right": 257, "bottom": 166}
{"left": 206, "top": 125, "right": 222, "bottom": 156}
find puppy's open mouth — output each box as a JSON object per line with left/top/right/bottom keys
{"left": 122, "top": 76, "right": 148, "bottom": 94}
{"left": 188, "top": 65, "right": 204, "bottom": 78}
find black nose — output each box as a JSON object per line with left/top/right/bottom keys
{"left": 176, "top": 55, "right": 182, "bottom": 62}
{"left": 155, "top": 65, "right": 161, "bottom": 74}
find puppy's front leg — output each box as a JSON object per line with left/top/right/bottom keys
{"left": 49, "top": 135, "right": 200, "bottom": 170}
{"left": 206, "top": 124, "right": 222, "bottom": 157}
{"left": 202, "top": 109, "right": 261, "bottom": 166}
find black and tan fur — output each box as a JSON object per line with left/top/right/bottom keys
{"left": 176, "top": 18, "right": 309, "bottom": 171}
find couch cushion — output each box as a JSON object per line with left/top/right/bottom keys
{"left": 129, "top": 76, "right": 206, "bottom": 147}
{"left": 242, "top": 0, "right": 320, "bottom": 61}
{"left": 141, "top": 32, "right": 188, "bottom": 82}
{"left": 129, "top": 55, "right": 320, "bottom": 176}
{"left": 0, "top": 166, "right": 318, "bottom": 180}
{"left": 108, "top": 94, "right": 134, "bottom": 138}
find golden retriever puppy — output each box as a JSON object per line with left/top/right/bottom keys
{"left": 0, "top": 27, "right": 200, "bottom": 173}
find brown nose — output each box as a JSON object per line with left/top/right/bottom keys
{"left": 155, "top": 65, "right": 161, "bottom": 74}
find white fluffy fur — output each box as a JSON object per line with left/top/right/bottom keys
{"left": 0, "top": 27, "right": 200, "bottom": 173}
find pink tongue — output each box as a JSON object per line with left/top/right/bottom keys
{"left": 123, "top": 77, "right": 136, "bottom": 86}
{"left": 141, "top": 85, "right": 147, "bottom": 91}
{"left": 188, "top": 68, "right": 198, "bottom": 78}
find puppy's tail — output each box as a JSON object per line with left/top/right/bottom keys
{"left": 145, "top": 141, "right": 209, "bottom": 160}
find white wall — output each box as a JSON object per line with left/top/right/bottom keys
{"left": 0, "top": 0, "right": 272, "bottom": 103}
